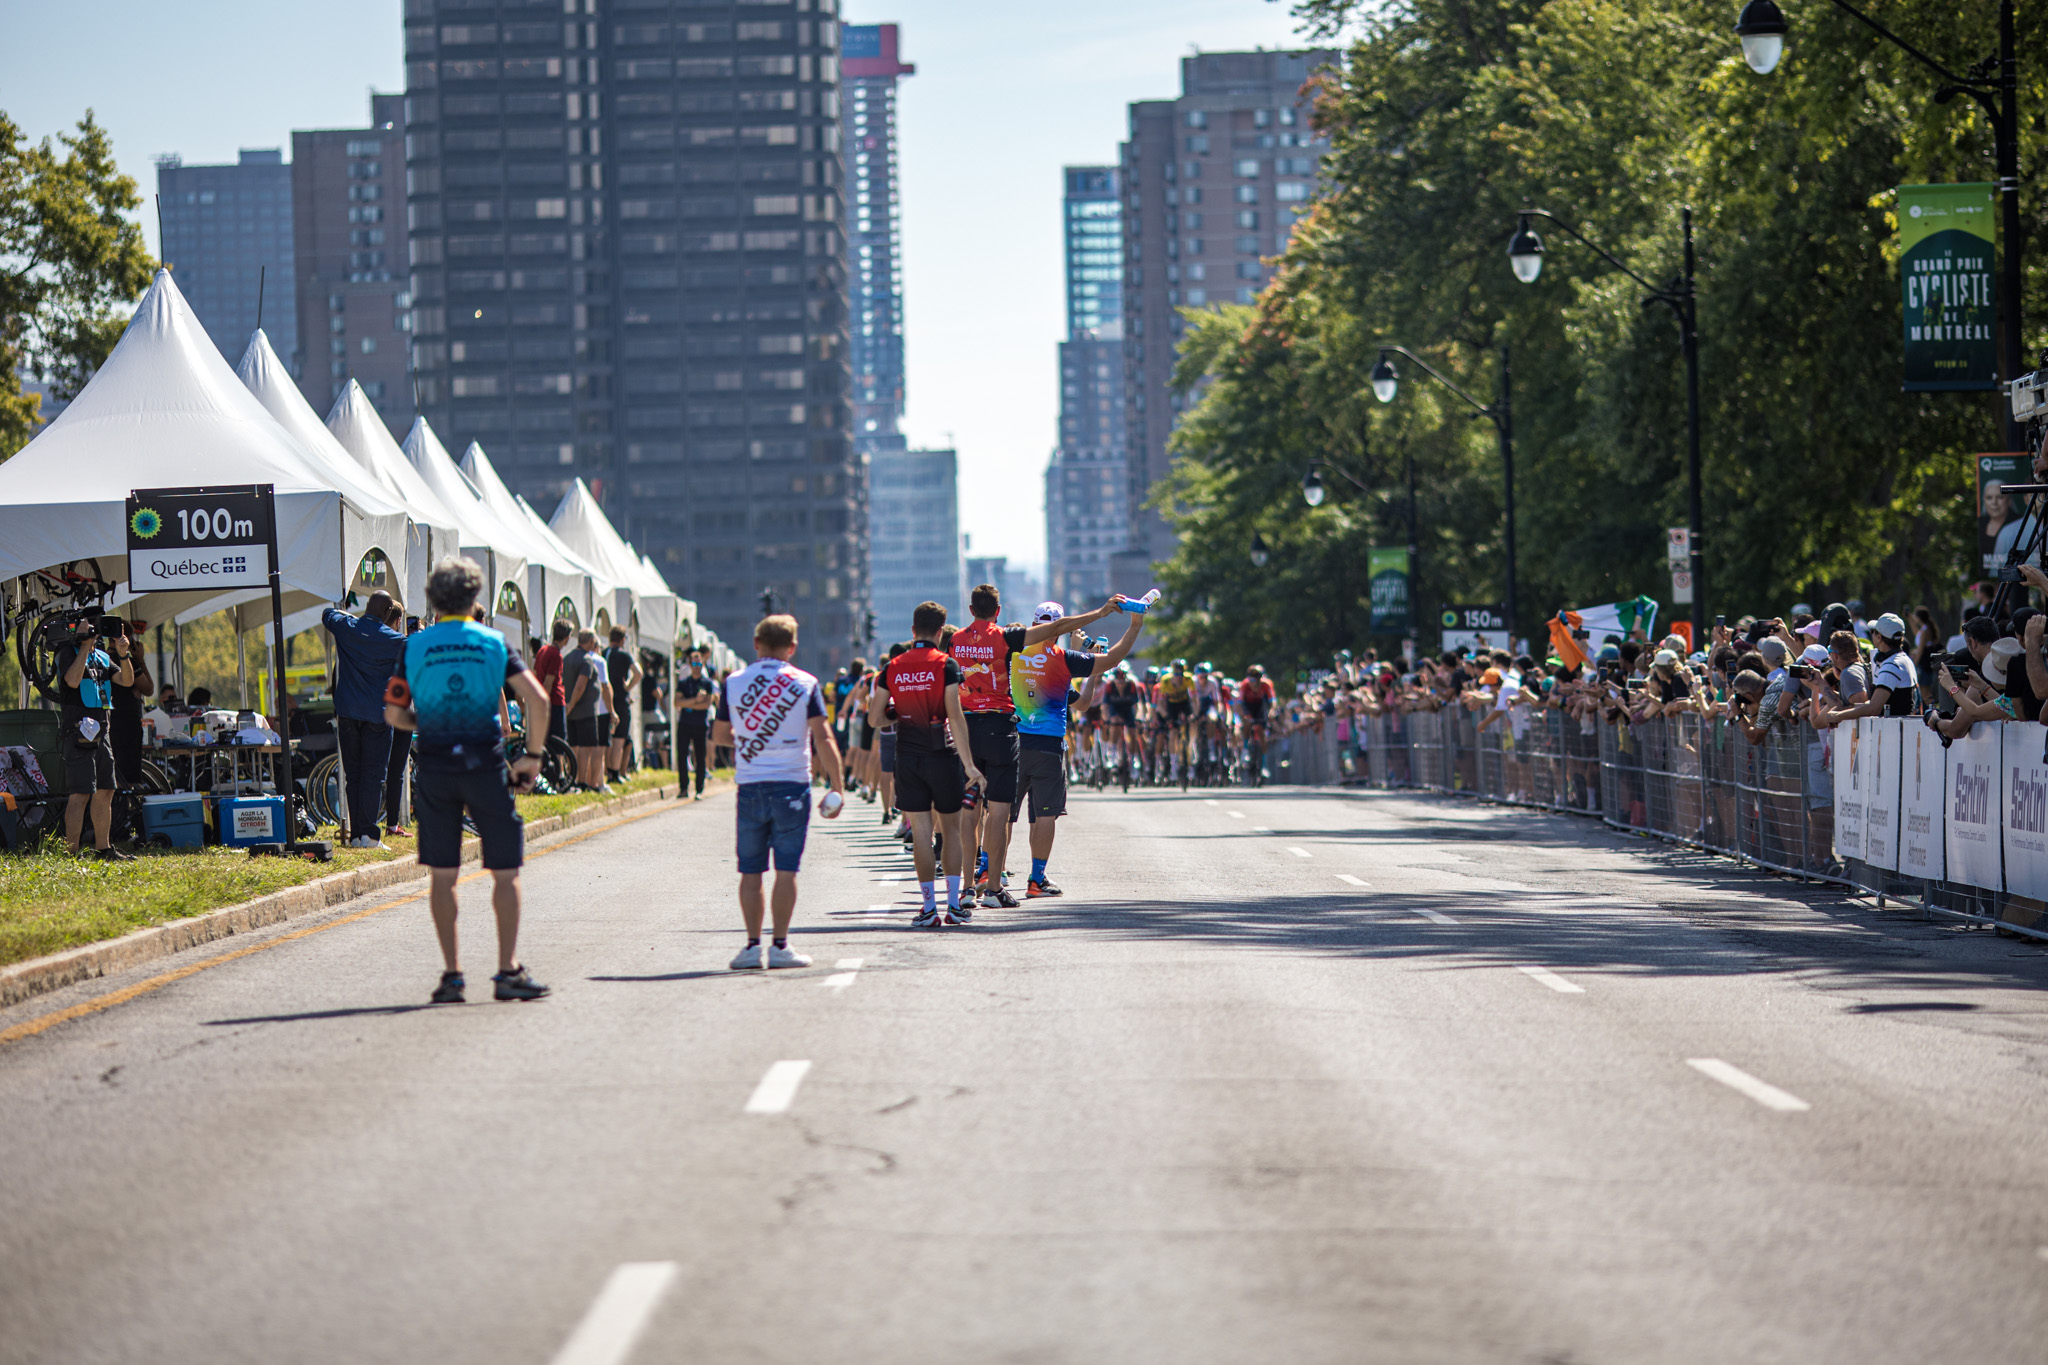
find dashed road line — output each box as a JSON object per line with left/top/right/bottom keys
{"left": 821, "top": 958, "right": 864, "bottom": 992}
{"left": 1413, "top": 907, "right": 1458, "bottom": 925}
{"left": 1227, "top": 811, "right": 1245, "bottom": 819}
{"left": 1287, "top": 847, "right": 1313, "bottom": 859}
{"left": 745, "top": 1059, "right": 813, "bottom": 1114}
{"left": 1334, "top": 874, "right": 1369, "bottom": 888}
{"left": 1516, "top": 965, "right": 1585, "bottom": 994}
{"left": 1686, "top": 1058, "right": 1809, "bottom": 1112}
{"left": 550, "top": 1261, "right": 678, "bottom": 1365}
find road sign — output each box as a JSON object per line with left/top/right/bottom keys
{"left": 126, "top": 485, "right": 276, "bottom": 591}
{"left": 1439, "top": 604, "right": 1506, "bottom": 632}
{"left": 1666, "top": 527, "right": 1691, "bottom": 568}
{"left": 1671, "top": 569, "right": 1695, "bottom": 604}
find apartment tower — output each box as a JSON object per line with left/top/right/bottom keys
{"left": 154, "top": 149, "right": 298, "bottom": 364}
{"left": 1111, "top": 49, "right": 1333, "bottom": 587}
{"left": 1044, "top": 165, "right": 1127, "bottom": 607}
{"left": 401, "top": 0, "right": 864, "bottom": 666}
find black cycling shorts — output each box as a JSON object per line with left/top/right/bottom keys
{"left": 893, "top": 745, "right": 965, "bottom": 815}
{"left": 1164, "top": 698, "right": 1193, "bottom": 723}
{"left": 610, "top": 703, "right": 632, "bottom": 741}
{"left": 963, "top": 712, "right": 1019, "bottom": 806}
{"left": 416, "top": 762, "right": 523, "bottom": 870}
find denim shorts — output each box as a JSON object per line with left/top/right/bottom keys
{"left": 735, "top": 780, "right": 811, "bottom": 874}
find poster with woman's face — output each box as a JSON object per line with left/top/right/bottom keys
{"left": 1980, "top": 453, "right": 2032, "bottom": 572}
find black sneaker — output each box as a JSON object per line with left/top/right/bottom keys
{"left": 95, "top": 847, "right": 137, "bottom": 863}
{"left": 911, "top": 908, "right": 943, "bottom": 929}
{"left": 946, "top": 902, "right": 973, "bottom": 923}
{"left": 981, "top": 884, "right": 1019, "bottom": 909}
{"left": 492, "top": 966, "right": 551, "bottom": 1001}
{"left": 431, "top": 971, "right": 466, "bottom": 1004}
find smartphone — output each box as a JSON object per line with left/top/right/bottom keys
{"left": 1714, "top": 614, "right": 1726, "bottom": 630}
{"left": 1999, "top": 566, "right": 2025, "bottom": 583}
{"left": 405, "top": 616, "right": 421, "bottom": 634}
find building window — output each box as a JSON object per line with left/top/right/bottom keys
{"left": 1185, "top": 110, "right": 1207, "bottom": 129}
{"left": 1234, "top": 159, "right": 1260, "bottom": 177}
{"left": 1276, "top": 182, "right": 1310, "bottom": 202}
{"left": 1185, "top": 135, "right": 1208, "bottom": 154}
{"left": 1235, "top": 185, "right": 1259, "bottom": 204}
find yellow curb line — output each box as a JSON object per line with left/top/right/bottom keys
{"left": 0, "top": 799, "right": 685, "bottom": 1049}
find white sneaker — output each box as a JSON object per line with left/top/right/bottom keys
{"left": 766, "top": 944, "right": 812, "bottom": 969}
{"left": 348, "top": 835, "right": 386, "bottom": 850}
{"left": 729, "top": 944, "right": 764, "bottom": 970}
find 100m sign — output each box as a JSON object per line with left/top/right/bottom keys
{"left": 176, "top": 507, "right": 257, "bottom": 542}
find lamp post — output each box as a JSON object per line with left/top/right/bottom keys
{"left": 1508, "top": 209, "right": 1703, "bottom": 641}
{"left": 1368, "top": 345, "right": 1517, "bottom": 641}
{"left": 1302, "top": 454, "right": 1420, "bottom": 642}
{"left": 1249, "top": 532, "right": 1271, "bottom": 568}
{"left": 1734, "top": 0, "right": 2023, "bottom": 448}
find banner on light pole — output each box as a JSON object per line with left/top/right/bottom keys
{"left": 1368, "top": 546, "right": 1409, "bottom": 633}
{"left": 1898, "top": 183, "right": 1997, "bottom": 392}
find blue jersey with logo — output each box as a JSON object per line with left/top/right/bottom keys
{"left": 393, "top": 619, "right": 522, "bottom": 770}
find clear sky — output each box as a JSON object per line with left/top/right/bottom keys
{"left": 2, "top": 0, "right": 1311, "bottom": 579}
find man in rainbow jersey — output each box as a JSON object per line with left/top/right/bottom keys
{"left": 1009, "top": 601, "right": 1144, "bottom": 897}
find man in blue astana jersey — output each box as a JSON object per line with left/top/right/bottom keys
{"left": 385, "top": 557, "right": 552, "bottom": 1004}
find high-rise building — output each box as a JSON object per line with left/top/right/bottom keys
{"left": 868, "top": 444, "right": 962, "bottom": 641}
{"left": 840, "top": 23, "right": 911, "bottom": 447}
{"left": 964, "top": 554, "right": 1045, "bottom": 618}
{"left": 1044, "top": 166, "right": 1128, "bottom": 606}
{"left": 402, "top": 1, "right": 864, "bottom": 669}
{"left": 292, "top": 94, "right": 414, "bottom": 437}
{"left": 155, "top": 149, "right": 298, "bottom": 364}
{"left": 1112, "top": 49, "right": 1334, "bottom": 586}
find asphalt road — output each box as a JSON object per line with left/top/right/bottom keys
{"left": 4, "top": 782, "right": 2048, "bottom": 1364}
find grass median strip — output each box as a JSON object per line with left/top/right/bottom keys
{"left": 0, "top": 794, "right": 687, "bottom": 1047}
{"left": 0, "top": 770, "right": 680, "bottom": 969}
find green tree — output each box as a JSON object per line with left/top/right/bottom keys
{"left": 0, "top": 110, "right": 155, "bottom": 457}
{"left": 1151, "top": 0, "right": 2044, "bottom": 679}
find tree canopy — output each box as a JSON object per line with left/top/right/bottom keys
{"left": 0, "top": 110, "right": 155, "bottom": 457}
{"left": 1150, "top": 0, "right": 2045, "bottom": 676}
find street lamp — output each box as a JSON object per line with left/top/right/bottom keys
{"left": 1509, "top": 208, "right": 1704, "bottom": 641}
{"left": 1733, "top": 0, "right": 1787, "bottom": 74}
{"left": 1506, "top": 220, "right": 1546, "bottom": 283}
{"left": 1733, "top": 0, "right": 2022, "bottom": 446}
{"left": 1301, "top": 467, "right": 1327, "bottom": 508}
{"left": 1369, "top": 346, "right": 1518, "bottom": 638}
{"left": 1249, "top": 532, "right": 1271, "bottom": 568}
{"left": 1369, "top": 355, "right": 1399, "bottom": 404}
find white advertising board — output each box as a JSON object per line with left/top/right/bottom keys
{"left": 1862, "top": 719, "right": 1903, "bottom": 873}
{"left": 2001, "top": 723, "right": 2048, "bottom": 901}
{"left": 1898, "top": 722, "right": 1946, "bottom": 883}
{"left": 1944, "top": 724, "right": 2002, "bottom": 891}
{"left": 1832, "top": 719, "right": 1866, "bottom": 860}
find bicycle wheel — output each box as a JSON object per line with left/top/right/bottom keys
{"left": 542, "top": 733, "right": 576, "bottom": 792}
{"left": 306, "top": 753, "right": 341, "bottom": 828}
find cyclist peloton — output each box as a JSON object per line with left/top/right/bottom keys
{"left": 1238, "top": 664, "right": 1275, "bottom": 785}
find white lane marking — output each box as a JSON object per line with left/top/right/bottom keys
{"left": 875, "top": 873, "right": 910, "bottom": 882}
{"left": 1287, "top": 846, "right": 1312, "bottom": 858}
{"left": 821, "top": 957, "right": 864, "bottom": 992}
{"left": 1253, "top": 826, "right": 1273, "bottom": 833}
{"left": 1204, "top": 798, "right": 1220, "bottom": 807}
{"left": 1686, "top": 1058, "right": 1810, "bottom": 1112}
{"left": 745, "top": 1059, "right": 813, "bottom": 1114}
{"left": 1335, "top": 874, "right": 1369, "bottom": 887}
{"left": 1516, "top": 965, "right": 1585, "bottom": 994}
{"left": 1227, "top": 811, "right": 1245, "bottom": 819}
{"left": 835, "top": 957, "right": 864, "bottom": 969}
{"left": 1413, "top": 907, "right": 1458, "bottom": 925}
{"left": 550, "top": 1261, "right": 679, "bottom": 1365}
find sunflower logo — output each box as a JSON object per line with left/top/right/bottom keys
{"left": 130, "top": 507, "right": 163, "bottom": 540}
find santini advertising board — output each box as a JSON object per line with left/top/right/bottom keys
{"left": 125, "top": 485, "right": 275, "bottom": 592}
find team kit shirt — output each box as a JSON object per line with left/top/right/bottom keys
{"left": 882, "top": 644, "right": 962, "bottom": 753}
{"left": 716, "top": 657, "right": 825, "bottom": 784}
{"left": 1238, "top": 676, "right": 1274, "bottom": 721}
{"left": 1011, "top": 641, "right": 1096, "bottom": 751}
{"left": 951, "top": 620, "right": 1029, "bottom": 716}
{"left": 389, "top": 619, "right": 525, "bottom": 771}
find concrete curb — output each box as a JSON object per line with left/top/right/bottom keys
{"left": 0, "top": 779, "right": 718, "bottom": 1011}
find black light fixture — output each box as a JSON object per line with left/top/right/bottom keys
{"left": 1249, "top": 531, "right": 1271, "bottom": 567}
{"left": 1733, "top": 0, "right": 1788, "bottom": 74}
{"left": 1301, "top": 467, "right": 1327, "bottom": 508}
{"left": 1507, "top": 216, "right": 1546, "bottom": 284}
{"left": 1369, "top": 354, "right": 1399, "bottom": 404}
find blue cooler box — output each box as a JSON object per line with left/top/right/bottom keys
{"left": 139, "top": 793, "right": 206, "bottom": 849}
{"left": 217, "top": 795, "right": 287, "bottom": 848}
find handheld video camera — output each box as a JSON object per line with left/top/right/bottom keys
{"left": 2009, "top": 359, "right": 2048, "bottom": 439}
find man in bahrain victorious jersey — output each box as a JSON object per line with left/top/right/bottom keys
{"left": 1010, "top": 600, "right": 1144, "bottom": 897}
{"left": 871, "top": 600, "right": 985, "bottom": 926}
{"left": 950, "top": 585, "right": 1130, "bottom": 909}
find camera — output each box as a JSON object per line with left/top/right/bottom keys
{"left": 1788, "top": 663, "right": 1814, "bottom": 679}
{"left": 2008, "top": 361, "right": 2048, "bottom": 429}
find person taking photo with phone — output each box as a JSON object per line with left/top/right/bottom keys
{"left": 58, "top": 616, "right": 134, "bottom": 860}
{"left": 384, "top": 558, "right": 551, "bottom": 1005}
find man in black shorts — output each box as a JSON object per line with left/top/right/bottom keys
{"left": 385, "top": 557, "right": 551, "bottom": 1003}
{"left": 872, "top": 602, "right": 984, "bottom": 926}
{"left": 604, "top": 626, "right": 641, "bottom": 782}
{"left": 562, "top": 628, "right": 609, "bottom": 791}
{"left": 674, "top": 649, "right": 714, "bottom": 799}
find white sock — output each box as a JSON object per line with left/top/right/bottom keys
{"left": 945, "top": 874, "right": 961, "bottom": 908}
{"left": 920, "top": 880, "right": 936, "bottom": 910}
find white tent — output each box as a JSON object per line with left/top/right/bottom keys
{"left": 457, "top": 441, "right": 600, "bottom": 632}
{"left": 400, "top": 418, "right": 530, "bottom": 632}
{"left": 324, "top": 379, "right": 466, "bottom": 602}
{"left": 0, "top": 270, "right": 394, "bottom": 625}
{"left": 548, "top": 478, "right": 652, "bottom": 637}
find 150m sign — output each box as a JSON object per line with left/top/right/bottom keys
{"left": 126, "top": 485, "right": 276, "bottom": 591}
